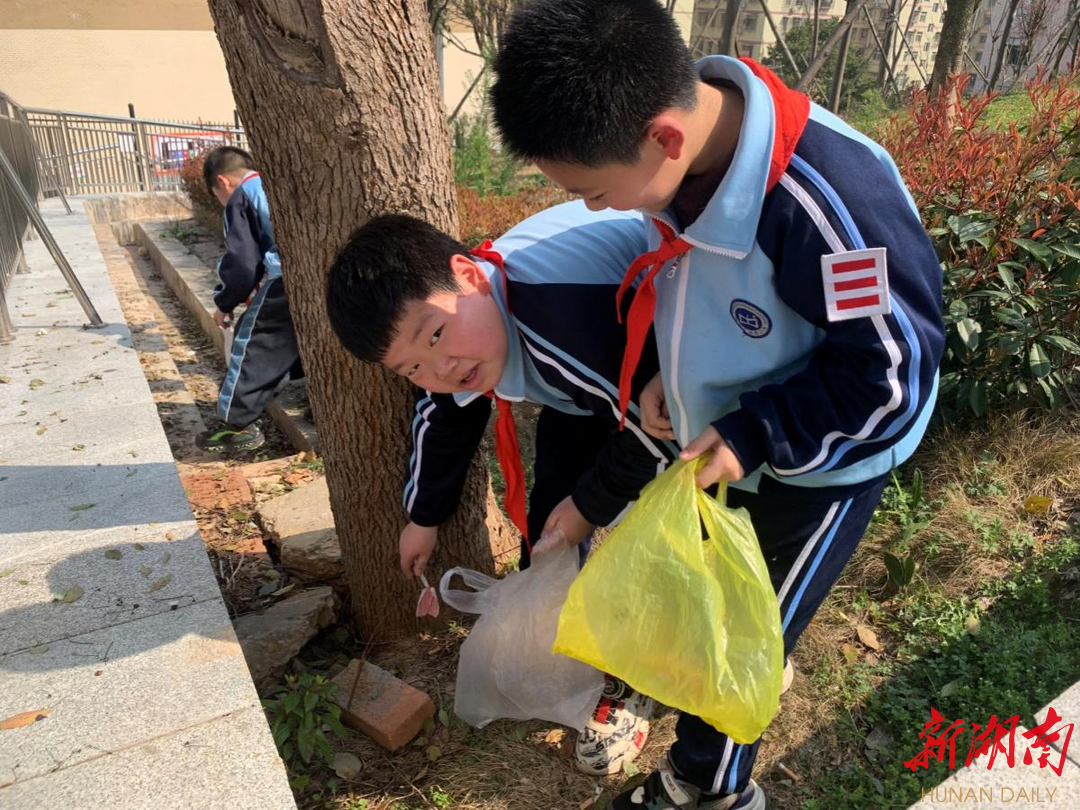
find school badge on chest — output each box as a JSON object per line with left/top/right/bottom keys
{"left": 821, "top": 247, "right": 891, "bottom": 322}
{"left": 730, "top": 299, "right": 772, "bottom": 338}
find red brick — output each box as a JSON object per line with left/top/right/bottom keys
{"left": 331, "top": 659, "right": 435, "bottom": 751}
{"left": 179, "top": 468, "right": 253, "bottom": 510}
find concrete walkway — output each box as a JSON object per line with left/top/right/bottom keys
{"left": 0, "top": 200, "right": 295, "bottom": 809}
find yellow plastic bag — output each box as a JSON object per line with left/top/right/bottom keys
{"left": 553, "top": 460, "right": 783, "bottom": 743}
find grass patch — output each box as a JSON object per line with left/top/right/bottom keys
{"left": 759, "top": 412, "right": 1080, "bottom": 808}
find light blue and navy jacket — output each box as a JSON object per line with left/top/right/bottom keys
{"left": 649, "top": 57, "right": 944, "bottom": 494}
{"left": 213, "top": 172, "right": 283, "bottom": 313}
{"left": 405, "top": 201, "right": 675, "bottom": 529}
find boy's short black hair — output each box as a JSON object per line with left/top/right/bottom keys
{"left": 491, "top": 0, "right": 698, "bottom": 167}
{"left": 326, "top": 214, "right": 465, "bottom": 363}
{"left": 202, "top": 146, "right": 256, "bottom": 194}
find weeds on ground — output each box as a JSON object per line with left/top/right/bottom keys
{"left": 761, "top": 413, "right": 1080, "bottom": 809}
{"left": 263, "top": 673, "right": 350, "bottom": 791}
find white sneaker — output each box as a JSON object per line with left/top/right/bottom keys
{"left": 575, "top": 675, "right": 655, "bottom": 775}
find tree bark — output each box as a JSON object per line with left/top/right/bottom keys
{"left": 719, "top": 0, "right": 745, "bottom": 56}
{"left": 206, "top": 0, "right": 510, "bottom": 639}
{"left": 989, "top": 0, "right": 1022, "bottom": 89}
{"left": 929, "top": 0, "right": 981, "bottom": 93}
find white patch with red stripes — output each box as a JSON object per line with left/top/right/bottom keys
{"left": 821, "top": 247, "right": 891, "bottom": 322}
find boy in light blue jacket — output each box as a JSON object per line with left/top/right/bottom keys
{"left": 491, "top": 1, "right": 945, "bottom": 807}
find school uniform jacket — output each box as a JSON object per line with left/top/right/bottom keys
{"left": 404, "top": 201, "right": 676, "bottom": 529}
{"left": 213, "top": 172, "right": 283, "bottom": 313}
{"left": 648, "top": 56, "right": 945, "bottom": 494}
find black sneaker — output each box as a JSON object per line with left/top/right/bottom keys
{"left": 613, "top": 762, "right": 767, "bottom": 810}
{"left": 195, "top": 424, "right": 265, "bottom": 455}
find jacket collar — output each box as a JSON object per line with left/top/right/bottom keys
{"left": 656, "top": 56, "right": 809, "bottom": 257}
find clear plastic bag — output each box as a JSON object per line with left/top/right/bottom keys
{"left": 439, "top": 543, "right": 604, "bottom": 730}
{"left": 554, "top": 461, "right": 784, "bottom": 744}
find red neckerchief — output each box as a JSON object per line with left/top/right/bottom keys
{"left": 614, "top": 59, "right": 811, "bottom": 426}
{"left": 468, "top": 241, "right": 530, "bottom": 551}
{"left": 614, "top": 222, "right": 691, "bottom": 428}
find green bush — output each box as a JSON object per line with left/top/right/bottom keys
{"left": 262, "top": 672, "right": 348, "bottom": 782}
{"left": 879, "top": 73, "right": 1080, "bottom": 419}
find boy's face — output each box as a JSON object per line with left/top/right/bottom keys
{"left": 382, "top": 256, "right": 509, "bottom": 395}
{"left": 536, "top": 117, "right": 690, "bottom": 214}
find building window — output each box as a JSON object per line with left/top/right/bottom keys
{"left": 920, "top": 11, "right": 928, "bottom": 22}
{"left": 923, "top": 41, "right": 931, "bottom": 51}
{"left": 932, "top": 1, "right": 939, "bottom": 10}
{"left": 928, "top": 23, "right": 935, "bottom": 33}
{"left": 742, "top": 13, "right": 757, "bottom": 30}
{"left": 915, "top": 31, "right": 923, "bottom": 41}
{"left": 979, "top": 33, "right": 987, "bottom": 44}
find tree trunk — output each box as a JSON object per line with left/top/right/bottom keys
{"left": 929, "top": 0, "right": 980, "bottom": 93}
{"left": 719, "top": 0, "right": 745, "bottom": 56}
{"left": 989, "top": 0, "right": 1021, "bottom": 89}
{"left": 878, "top": 0, "right": 899, "bottom": 87}
{"left": 206, "top": 0, "right": 511, "bottom": 639}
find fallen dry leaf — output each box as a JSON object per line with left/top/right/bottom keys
{"left": 332, "top": 751, "right": 362, "bottom": 780}
{"left": 0, "top": 709, "right": 50, "bottom": 730}
{"left": 57, "top": 585, "right": 84, "bottom": 604}
{"left": 841, "top": 643, "right": 861, "bottom": 664}
{"left": 0, "top": 376, "right": 10, "bottom": 384}
{"left": 29, "top": 379, "right": 44, "bottom": 390}
{"left": 147, "top": 574, "right": 172, "bottom": 593}
{"left": 856, "top": 624, "right": 882, "bottom": 651}
{"left": 104, "top": 550, "right": 123, "bottom": 560}
{"left": 36, "top": 426, "right": 47, "bottom": 436}
{"left": 1023, "top": 495, "right": 1053, "bottom": 514}
{"left": 543, "top": 728, "right": 566, "bottom": 745}
{"left": 138, "top": 565, "right": 152, "bottom": 578}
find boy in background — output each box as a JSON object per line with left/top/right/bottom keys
{"left": 196, "top": 146, "right": 302, "bottom": 454}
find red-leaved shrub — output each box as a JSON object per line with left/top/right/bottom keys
{"left": 179, "top": 150, "right": 224, "bottom": 242}
{"left": 879, "top": 72, "right": 1080, "bottom": 417}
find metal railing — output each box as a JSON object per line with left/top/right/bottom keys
{"left": 0, "top": 95, "right": 41, "bottom": 344}
{"left": 10, "top": 99, "right": 248, "bottom": 196}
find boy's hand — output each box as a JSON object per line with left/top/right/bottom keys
{"left": 640, "top": 372, "right": 675, "bottom": 440}
{"left": 680, "top": 426, "right": 745, "bottom": 488}
{"left": 536, "top": 496, "right": 593, "bottom": 555}
{"left": 399, "top": 522, "right": 438, "bottom": 578}
{"left": 214, "top": 309, "right": 232, "bottom": 329}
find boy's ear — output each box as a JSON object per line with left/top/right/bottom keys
{"left": 646, "top": 115, "right": 686, "bottom": 161}
{"left": 448, "top": 254, "right": 491, "bottom": 294}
